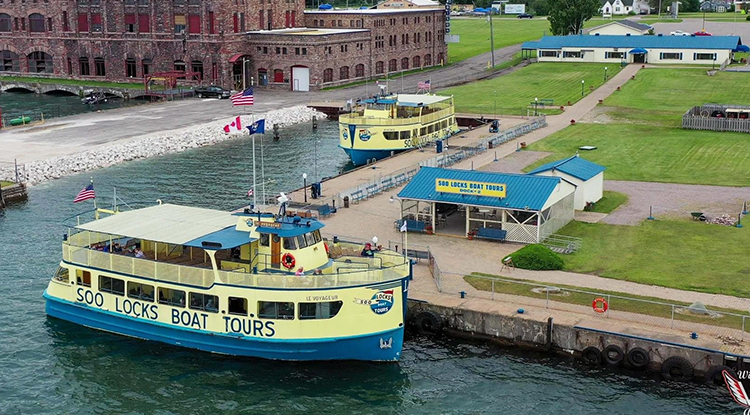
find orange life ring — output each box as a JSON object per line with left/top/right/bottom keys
{"left": 281, "top": 253, "right": 296, "bottom": 269}
{"left": 593, "top": 297, "right": 608, "bottom": 314}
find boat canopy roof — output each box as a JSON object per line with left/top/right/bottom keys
{"left": 360, "top": 94, "right": 451, "bottom": 107}
{"left": 234, "top": 212, "right": 326, "bottom": 237}
{"left": 76, "top": 204, "right": 249, "bottom": 248}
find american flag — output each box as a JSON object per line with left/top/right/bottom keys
{"left": 418, "top": 80, "right": 431, "bottom": 90}
{"left": 73, "top": 183, "right": 96, "bottom": 203}
{"left": 230, "top": 87, "right": 254, "bottom": 106}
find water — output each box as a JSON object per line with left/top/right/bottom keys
{"left": 0, "top": 90, "right": 148, "bottom": 121}
{"left": 0, "top": 120, "right": 737, "bottom": 414}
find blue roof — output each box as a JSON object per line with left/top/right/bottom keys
{"left": 397, "top": 167, "right": 563, "bottom": 211}
{"left": 521, "top": 34, "right": 742, "bottom": 51}
{"left": 528, "top": 155, "right": 605, "bottom": 181}
{"left": 185, "top": 226, "right": 257, "bottom": 249}
{"left": 257, "top": 219, "right": 325, "bottom": 238}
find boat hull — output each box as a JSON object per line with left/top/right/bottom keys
{"left": 44, "top": 291, "right": 404, "bottom": 361}
{"left": 340, "top": 146, "right": 405, "bottom": 166}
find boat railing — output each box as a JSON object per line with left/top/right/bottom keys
{"left": 339, "top": 107, "right": 454, "bottom": 126}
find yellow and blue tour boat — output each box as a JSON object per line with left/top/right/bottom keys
{"left": 339, "top": 93, "right": 461, "bottom": 165}
{"left": 44, "top": 202, "right": 411, "bottom": 361}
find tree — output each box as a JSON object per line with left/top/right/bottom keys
{"left": 548, "top": 0, "right": 600, "bottom": 35}
{"left": 528, "top": 0, "right": 550, "bottom": 16}
{"left": 681, "top": 0, "right": 701, "bottom": 13}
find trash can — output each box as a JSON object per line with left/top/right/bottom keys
{"left": 436, "top": 140, "right": 444, "bottom": 153}
{"left": 343, "top": 196, "right": 350, "bottom": 208}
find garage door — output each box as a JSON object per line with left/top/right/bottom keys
{"left": 292, "top": 67, "right": 309, "bottom": 92}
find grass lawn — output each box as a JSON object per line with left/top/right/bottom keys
{"left": 524, "top": 124, "right": 750, "bottom": 186}
{"left": 0, "top": 75, "right": 143, "bottom": 89}
{"left": 465, "top": 272, "right": 750, "bottom": 330}
{"left": 442, "top": 63, "right": 622, "bottom": 115}
{"left": 589, "top": 191, "right": 628, "bottom": 213}
{"left": 447, "top": 18, "right": 552, "bottom": 63}
{"left": 552, "top": 220, "right": 750, "bottom": 298}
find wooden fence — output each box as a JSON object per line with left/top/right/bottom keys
{"left": 682, "top": 104, "right": 750, "bottom": 133}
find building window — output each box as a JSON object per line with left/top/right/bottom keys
{"left": 275, "top": 46, "right": 280, "bottom": 54}
{"left": 188, "top": 14, "right": 200, "bottom": 33}
{"left": 659, "top": 52, "right": 681, "bottom": 60}
{"left": 299, "top": 301, "right": 343, "bottom": 320}
{"left": 562, "top": 51, "right": 582, "bottom": 58}
{"left": 355, "top": 63, "right": 364, "bottom": 78}
{"left": 273, "top": 68, "right": 283, "bottom": 82}
{"left": 191, "top": 60, "right": 203, "bottom": 80}
{"left": 189, "top": 292, "right": 219, "bottom": 312}
{"left": 228, "top": 297, "right": 248, "bottom": 316}
{"left": 99, "top": 275, "right": 125, "bottom": 296}
{"left": 48, "top": 17, "right": 53, "bottom": 31}
{"left": 540, "top": 50, "right": 559, "bottom": 58}
{"left": 142, "top": 58, "right": 152, "bottom": 75}
{"left": 91, "top": 13, "right": 102, "bottom": 32}
{"left": 424, "top": 54, "right": 431, "bottom": 66}
{"left": 0, "top": 14, "right": 10, "bottom": 32}
{"left": 694, "top": 53, "right": 716, "bottom": 61}
{"left": 258, "top": 301, "right": 294, "bottom": 319}
{"left": 302, "top": 47, "right": 307, "bottom": 55}
{"left": 233, "top": 13, "right": 238, "bottom": 32}
{"left": 388, "top": 59, "right": 397, "bottom": 72}
{"left": 605, "top": 51, "right": 625, "bottom": 59}
{"left": 282, "top": 47, "right": 287, "bottom": 54}
{"left": 125, "top": 14, "right": 136, "bottom": 32}
{"left": 413, "top": 55, "right": 420, "bottom": 68}
{"left": 126, "top": 57, "right": 136, "bottom": 77}
{"left": 26, "top": 51, "right": 52, "bottom": 73}
{"left": 0, "top": 50, "right": 19, "bottom": 72}
{"left": 76, "top": 269, "right": 91, "bottom": 287}
{"left": 174, "top": 14, "right": 186, "bottom": 33}
{"left": 94, "top": 57, "right": 105, "bottom": 76}
{"left": 138, "top": 14, "right": 150, "bottom": 32}
{"left": 67, "top": 58, "right": 73, "bottom": 74}
{"left": 77, "top": 13, "right": 88, "bottom": 32}
{"left": 339, "top": 66, "right": 349, "bottom": 80}
{"left": 79, "top": 56, "right": 90, "bottom": 75}
{"left": 401, "top": 57, "right": 409, "bottom": 70}
{"left": 173, "top": 60, "right": 186, "bottom": 73}
{"left": 29, "top": 13, "right": 45, "bottom": 32}
{"left": 375, "top": 61, "right": 384, "bottom": 74}
{"left": 158, "top": 287, "right": 185, "bottom": 307}
{"left": 209, "top": 11, "right": 215, "bottom": 34}
{"left": 323, "top": 68, "right": 333, "bottom": 83}
{"left": 62, "top": 11, "right": 69, "bottom": 31}
{"left": 240, "top": 12, "right": 245, "bottom": 31}
{"left": 295, "top": 47, "right": 300, "bottom": 55}
{"left": 127, "top": 281, "right": 154, "bottom": 301}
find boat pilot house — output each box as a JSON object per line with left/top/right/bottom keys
{"left": 396, "top": 167, "right": 576, "bottom": 243}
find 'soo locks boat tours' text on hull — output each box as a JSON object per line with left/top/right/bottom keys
{"left": 44, "top": 201, "right": 411, "bottom": 361}
{"left": 339, "top": 93, "right": 461, "bottom": 165}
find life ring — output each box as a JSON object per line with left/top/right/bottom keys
{"left": 603, "top": 344, "right": 625, "bottom": 366}
{"left": 581, "top": 346, "right": 603, "bottom": 366}
{"left": 414, "top": 310, "right": 443, "bottom": 335}
{"left": 593, "top": 297, "right": 608, "bottom": 313}
{"left": 281, "top": 253, "right": 296, "bottom": 269}
{"left": 626, "top": 347, "right": 650, "bottom": 369}
{"left": 705, "top": 365, "right": 737, "bottom": 386}
{"left": 324, "top": 242, "right": 330, "bottom": 256}
{"left": 661, "top": 356, "right": 694, "bottom": 382}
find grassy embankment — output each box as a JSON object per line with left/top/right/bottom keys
{"left": 0, "top": 75, "right": 142, "bottom": 89}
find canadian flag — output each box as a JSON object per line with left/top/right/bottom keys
{"left": 223, "top": 116, "right": 242, "bottom": 134}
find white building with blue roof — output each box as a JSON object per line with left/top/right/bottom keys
{"left": 528, "top": 155, "right": 606, "bottom": 210}
{"left": 522, "top": 34, "right": 743, "bottom": 65}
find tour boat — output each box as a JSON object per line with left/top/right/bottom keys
{"left": 339, "top": 93, "right": 461, "bottom": 165}
{"left": 44, "top": 201, "right": 411, "bottom": 361}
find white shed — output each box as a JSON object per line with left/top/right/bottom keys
{"left": 529, "top": 155, "right": 605, "bottom": 211}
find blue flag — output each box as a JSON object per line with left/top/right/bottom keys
{"left": 247, "top": 119, "right": 265, "bottom": 135}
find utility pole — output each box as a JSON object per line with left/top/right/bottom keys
{"left": 489, "top": 14, "right": 496, "bottom": 68}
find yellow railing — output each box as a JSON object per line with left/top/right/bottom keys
{"left": 339, "top": 107, "right": 454, "bottom": 127}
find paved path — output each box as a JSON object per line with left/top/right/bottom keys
{"left": 602, "top": 180, "right": 750, "bottom": 225}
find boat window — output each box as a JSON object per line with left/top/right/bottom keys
{"left": 420, "top": 127, "right": 426, "bottom": 136}
{"left": 190, "top": 292, "right": 219, "bottom": 313}
{"left": 127, "top": 281, "right": 154, "bottom": 302}
{"left": 299, "top": 300, "right": 343, "bottom": 320}
{"left": 259, "top": 233, "right": 269, "bottom": 247}
{"left": 441, "top": 120, "right": 447, "bottom": 130}
{"left": 383, "top": 131, "right": 399, "bottom": 140}
{"left": 296, "top": 234, "right": 308, "bottom": 249}
{"left": 99, "top": 275, "right": 125, "bottom": 296}
{"left": 54, "top": 267, "right": 70, "bottom": 283}
{"left": 158, "top": 288, "right": 185, "bottom": 307}
{"left": 76, "top": 269, "right": 91, "bottom": 287}
{"left": 283, "top": 237, "right": 296, "bottom": 250}
{"left": 258, "top": 301, "right": 294, "bottom": 320}
{"left": 399, "top": 130, "right": 410, "bottom": 140}
{"left": 304, "top": 232, "right": 316, "bottom": 247}
{"left": 313, "top": 230, "right": 322, "bottom": 243}
{"left": 228, "top": 297, "right": 248, "bottom": 316}
{"left": 427, "top": 124, "right": 434, "bottom": 133}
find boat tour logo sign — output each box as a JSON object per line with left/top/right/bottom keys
{"left": 370, "top": 289, "right": 394, "bottom": 315}
{"left": 723, "top": 370, "right": 750, "bottom": 414}
{"left": 435, "top": 178, "right": 506, "bottom": 198}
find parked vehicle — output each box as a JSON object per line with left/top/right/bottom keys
{"left": 670, "top": 30, "right": 690, "bottom": 36}
{"left": 694, "top": 30, "right": 712, "bottom": 36}
{"left": 517, "top": 13, "right": 533, "bottom": 19}
{"left": 194, "top": 86, "right": 231, "bottom": 99}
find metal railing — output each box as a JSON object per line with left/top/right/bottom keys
{"left": 541, "top": 234, "right": 582, "bottom": 254}
{"left": 339, "top": 107, "right": 455, "bottom": 127}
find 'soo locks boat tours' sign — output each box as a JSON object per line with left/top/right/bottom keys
{"left": 435, "top": 178, "right": 507, "bottom": 198}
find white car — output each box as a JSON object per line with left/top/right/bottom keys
{"left": 670, "top": 30, "right": 690, "bottom": 36}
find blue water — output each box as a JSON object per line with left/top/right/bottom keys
{"left": 0, "top": 120, "right": 738, "bottom": 414}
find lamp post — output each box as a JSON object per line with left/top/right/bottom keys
{"left": 581, "top": 80, "right": 585, "bottom": 97}
{"left": 534, "top": 97, "right": 538, "bottom": 116}
{"left": 303, "top": 173, "right": 308, "bottom": 203}
{"left": 604, "top": 67, "right": 608, "bottom": 82}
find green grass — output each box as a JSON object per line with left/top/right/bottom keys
{"left": 447, "top": 18, "right": 557, "bottom": 63}
{"left": 465, "top": 272, "right": 750, "bottom": 330}
{"left": 589, "top": 191, "right": 628, "bottom": 213}
{"left": 0, "top": 75, "right": 143, "bottom": 90}
{"left": 442, "top": 63, "right": 622, "bottom": 115}
{"left": 524, "top": 124, "right": 750, "bottom": 186}
{"left": 552, "top": 220, "right": 750, "bottom": 298}
{"left": 640, "top": 18, "right": 683, "bottom": 24}
{"left": 0, "top": 180, "right": 15, "bottom": 187}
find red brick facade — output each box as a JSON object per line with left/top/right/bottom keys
{"left": 0, "top": 1, "right": 445, "bottom": 91}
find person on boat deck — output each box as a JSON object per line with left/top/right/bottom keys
{"left": 205, "top": 298, "right": 217, "bottom": 312}
{"left": 135, "top": 248, "right": 145, "bottom": 259}
{"left": 113, "top": 243, "right": 123, "bottom": 253}
{"left": 102, "top": 244, "right": 110, "bottom": 253}
{"left": 313, "top": 269, "right": 323, "bottom": 275}
{"left": 361, "top": 243, "right": 379, "bottom": 257}
{"left": 295, "top": 267, "right": 305, "bottom": 276}
{"left": 125, "top": 246, "right": 136, "bottom": 257}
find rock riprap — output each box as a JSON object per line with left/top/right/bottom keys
{"left": 0, "top": 106, "right": 327, "bottom": 185}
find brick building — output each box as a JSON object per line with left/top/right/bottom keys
{"left": 0, "top": 1, "right": 446, "bottom": 91}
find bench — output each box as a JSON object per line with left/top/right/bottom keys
{"left": 350, "top": 190, "right": 365, "bottom": 203}
{"left": 394, "top": 174, "right": 407, "bottom": 185}
{"left": 317, "top": 203, "right": 333, "bottom": 218}
{"left": 365, "top": 184, "right": 380, "bottom": 198}
{"left": 475, "top": 227, "right": 507, "bottom": 242}
{"left": 396, "top": 219, "right": 426, "bottom": 233}
{"left": 381, "top": 177, "right": 394, "bottom": 190}
{"left": 530, "top": 99, "right": 554, "bottom": 107}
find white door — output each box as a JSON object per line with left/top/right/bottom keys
{"left": 292, "top": 67, "right": 309, "bottom": 92}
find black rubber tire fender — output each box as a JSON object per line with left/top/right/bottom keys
{"left": 705, "top": 365, "right": 737, "bottom": 387}
{"left": 603, "top": 344, "right": 625, "bottom": 366}
{"left": 414, "top": 310, "right": 443, "bottom": 334}
{"left": 582, "top": 346, "right": 603, "bottom": 366}
{"left": 661, "top": 356, "right": 694, "bottom": 382}
{"left": 626, "top": 347, "right": 650, "bottom": 369}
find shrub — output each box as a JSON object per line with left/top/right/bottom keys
{"left": 505, "top": 244, "right": 564, "bottom": 271}
{"left": 746, "top": 15, "right": 750, "bottom": 21}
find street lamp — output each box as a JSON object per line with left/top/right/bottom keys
{"left": 534, "top": 97, "right": 538, "bottom": 116}
{"left": 302, "top": 173, "right": 308, "bottom": 203}
{"left": 581, "top": 80, "right": 585, "bottom": 97}
{"left": 604, "top": 67, "right": 608, "bottom": 82}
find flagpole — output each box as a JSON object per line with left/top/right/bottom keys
{"left": 261, "top": 131, "right": 266, "bottom": 207}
